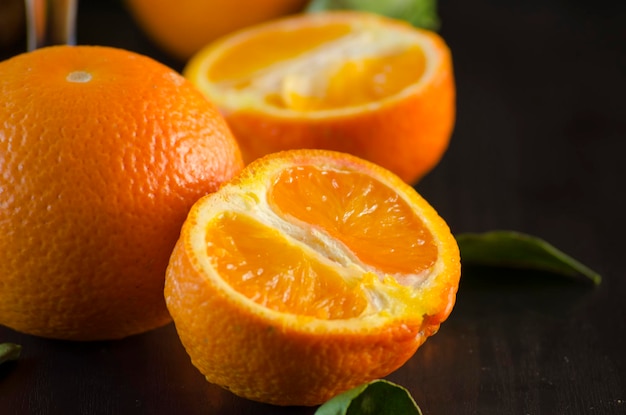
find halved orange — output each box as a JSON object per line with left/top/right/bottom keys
{"left": 184, "top": 11, "right": 456, "bottom": 184}
{"left": 165, "top": 149, "right": 461, "bottom": 406}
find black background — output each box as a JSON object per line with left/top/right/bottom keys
{"left": 1, "top": 0, "right": 625, "bottom": 413}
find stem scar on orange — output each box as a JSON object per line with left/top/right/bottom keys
{"left": 184, "top": 11, "right": 456, "bottom": 184}
{"left": 0, "top": 45, "right": 243, "bottom": 341}
{"left": 165, "top": 149, "right": 461, "bottom": 406}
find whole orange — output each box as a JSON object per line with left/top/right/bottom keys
{"left": 0, "top": 45, "right": 243, "bottom": 341}
{"left": 125, "top": 0, "right": 309, "bottom": 60}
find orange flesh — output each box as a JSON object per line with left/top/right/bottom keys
{"left": 207, "top": 23, "right": 351, "bottom": 82}
{"left": 269, "top": 166, "right": 437, "bottom": 278}
{"left": 281, "top": 46, "right": 427, "bottom": 111}
{"left": 206, "top": 212, "right": 368, "bottom": 320}
{"left": 207, "top": 23, "right": 426, "bottom": 111}
{"left": 206, "top": 165, "right": 437, "bottom": 319}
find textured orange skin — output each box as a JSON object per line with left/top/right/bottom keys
{"left": 167, "top": 240, "right": 428, "bottom": 406}
{"left": 229, "top": 65, "right": 454, "bottom": 184}
{"left": 190, "top": 14, "right": 456, "bottom": 184}
{"left": 165, "top": 150, "right": 461, "bottom": 406}
{"left": 0, "top": 45, "right": 243, "bottom": 340}
{"left": 125, "top": 0, "right": 308, "bottom": 60}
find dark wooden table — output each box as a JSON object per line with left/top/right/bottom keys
{"left": 2, "top": 0, "right": 625, "bottom": 413}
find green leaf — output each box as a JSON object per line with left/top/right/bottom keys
{"left": 0, "top": 342, "right": 22, "bottom": 365}
{"left": 315, "top": 379, "right": 422, "bottom": 415}
{"left": 456, "top": 231, "right": 602, "bottom": 285}
{"left": 306, "top": 0, "right": 440, "bottom": 31}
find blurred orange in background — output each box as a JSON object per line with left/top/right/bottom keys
{"left": 125, "top": 0, "right": 310, "bottom": 61}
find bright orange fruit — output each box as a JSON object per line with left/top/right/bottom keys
{"left": 165, "top": 149, "right": 461, "bottom": 406}
{"left": 0, "top": 45, "right": 243, "bottom": 341}
{"left": 125, "top": 0, "right": 309, "bottom": 60}
{"left": 184, "top": 11, "right": 456, "bottom": 184}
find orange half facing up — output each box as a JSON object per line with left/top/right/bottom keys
{"left": 184, "top": 11, "right": 456, "bottom": 184}
{"left": 165, "top": 149, "right": 461, "bottom": 406}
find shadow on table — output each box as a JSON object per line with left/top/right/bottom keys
{"left": 454, "top": 265, "right": 600, "bottom": 318}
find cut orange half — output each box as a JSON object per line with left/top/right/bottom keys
{"left": 165, "top": 149, "right": 461, "bottom": 406}
{"left": 184, "top": 11, "right": 455, "bottom": 184}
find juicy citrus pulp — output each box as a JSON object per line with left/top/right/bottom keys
{"left": 165, "top": 149, "right": 461, "bottom": 406}
{"left": 184, "top": 11, "right": 455, "bottom": 184}
{"left": 204, "top": 21, "right": 427, "bottom": 112}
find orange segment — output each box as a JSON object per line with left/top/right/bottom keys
{"left": 283, "top": 45, "right": 427, "bottom": 111}
{"left": 184, "top": 11, "right": 455, "bottom": 184}
{"left": 269, "top": 165, "right": 437, "bottom": 279}
{"left": 207, "top": 23, "right": 352, "bottom": 82}
{"left": 165, "top": 149, "right": 461, "bottom": 406}
{"left": 206, "top": 211, "right": 368, "bottom": 320}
